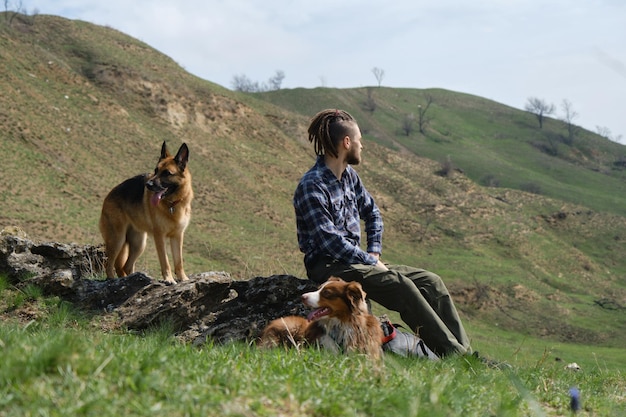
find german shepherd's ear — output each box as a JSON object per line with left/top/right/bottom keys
{"left": 346, "top": 281, "right": 366, "bottom": 313}
{"left": 174, "top": 143, "right": 190, "bottom": 171}
{"left": 160, "top": 141, "right": 170, "bottom": 160}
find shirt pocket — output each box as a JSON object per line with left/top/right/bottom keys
{"left": 344, "top": 189, "right": 360, "bottom": 234}
{"left": 330, "top": 193, "right": 345, "bottom": 229}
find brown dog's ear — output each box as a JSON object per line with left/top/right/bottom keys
{"left": 174, "top": 143, "right": 189, "bottom": 171}
{"left": 160, "top": 141, "right": 170, "bottom": 160}
{"left": 346, "top": 281, "right": 365, "bottom": 313}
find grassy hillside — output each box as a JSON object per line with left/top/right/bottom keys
{"left": 1, "top": 14, "right": 625, "bottom": 365}
{"left": 0, "top": 13, "right": 313, "bottom": 278}
{"left": 256, "top": 87, "right": 626, "bottom": 216}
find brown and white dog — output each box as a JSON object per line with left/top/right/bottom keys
{"left": 259, "top": 277, "right": 383, "bottom": 359}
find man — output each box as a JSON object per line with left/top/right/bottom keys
{"left": 293, "top": 109, "right": 472, "bottom": 357}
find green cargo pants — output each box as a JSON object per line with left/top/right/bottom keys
{"left": 306, "top": 259, "right": 471, "bottom": 357}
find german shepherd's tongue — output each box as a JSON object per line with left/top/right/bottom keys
{"left": 150, "top": 190, "right": 166, "bottom": 206}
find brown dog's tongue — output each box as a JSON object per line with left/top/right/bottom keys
{"left": 307, "top": 307, "right": 331, "bottom": 321}
{"left": 151, "top": 190, "right": 165, "bottom": 206}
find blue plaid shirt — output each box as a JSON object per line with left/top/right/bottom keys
{"left": 294, "top": 156, "right": 383, "bottom": 267}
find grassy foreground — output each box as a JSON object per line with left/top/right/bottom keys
{"left": 1, "top": 290, "right": 624, "bottom": 417}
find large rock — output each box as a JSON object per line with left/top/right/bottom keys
{"left": 0, "top": 231, "right": 316, "bottom": 344}
{"left": 116, "top": 273, "right": 317, "bottom": 344}
{"left": 0, "top": 228, "right": 105, "bottom": 282}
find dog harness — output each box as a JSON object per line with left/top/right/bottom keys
{"left": 379, "top": 317, "right": 439, "bottom": 360}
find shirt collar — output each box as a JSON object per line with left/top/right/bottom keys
{"left": 317, "top": 155, "right": 347, "bottom": 183}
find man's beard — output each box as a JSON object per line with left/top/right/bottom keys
{"left": 346, "top": 148, "right": 361, "bottom": 165}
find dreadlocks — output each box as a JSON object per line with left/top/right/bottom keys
{"left": 307, "top": 109, "right": 357, "bottom": 158}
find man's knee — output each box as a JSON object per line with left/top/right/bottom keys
{"left": 361, "top": 269, "right": 419, "bottom": 296}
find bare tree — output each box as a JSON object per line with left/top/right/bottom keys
{"left": 4, "top": 0, "right": 24, "bottom": 24}
{"left": 596, "top": 125, "right": 612, "bottom": 138}
{"left": 401, "top": 113, "right": 415, "bottom": 136}
{"left": 560, "top": 99, "right": 579, "bottom": 145}
{"left": 231, "top": 74, "right": 259, "bottom": 92}
{"left": 231, "top": 70, "right": 286, "bottom": 92}
{"left": 417, "top": 95, "right": 433, "bottom": 134}
{"left": 435, "top": 155, "right": 456, "bottom": 177}
{"left": 596, "top": 126, "right": 624, "bottom": 143}
{"left": 372, "top": 67, "right": 384, "bottom": 87}
{"left": 525, "top": 97, "right": 555, "bottom": 129}
{"left": 268, "top": 70, "right": 285, "bottom": 91}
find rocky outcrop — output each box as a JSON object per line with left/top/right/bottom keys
{"left": 0, "top": 230, "right": 316, "bottom": 344}
{"left": 0, "top": 228, "right": 105, "bottom": 283}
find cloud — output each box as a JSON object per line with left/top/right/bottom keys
{"left": 31, "top": 0, "right": 626, "bottom": 141}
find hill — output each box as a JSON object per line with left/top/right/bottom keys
{"left": 1, "top": 14, "right": 625, "bottom": 363}
{"left": 256, "top": 87, "right": 626, "bottom": 216}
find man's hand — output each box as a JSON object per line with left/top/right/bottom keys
{"left": 369, "top": 252, "right": 389, "bottom": 271}
{"left": 376, "top": 260, "right": 389, "bottom": 271}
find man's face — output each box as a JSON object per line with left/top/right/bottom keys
{"left": 346, "top": 126, "right": 363, "bottom": 165}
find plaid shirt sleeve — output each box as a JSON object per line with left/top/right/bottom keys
{"left": 353, "top": 169, "right": 384, "bottom": 256}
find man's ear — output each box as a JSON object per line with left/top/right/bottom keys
{"left": 343, "top": 135, "right": 351, "bottom": 149}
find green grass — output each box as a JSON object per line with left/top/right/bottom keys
{"left": 1, "top": 299, "right": 624, "bottom": 417}
{"left": 1, "top": 15, "right": 626, "bottom": 415}
{"left": 255, "top": 87, "right": 626, "bottom": 217}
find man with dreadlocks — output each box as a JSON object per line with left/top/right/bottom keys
{"left": 293, "top": 108, "right": 472, "bottom": 357}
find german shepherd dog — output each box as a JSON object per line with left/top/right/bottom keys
{"left": 99, "top": 142, "right": 193, "bottom": 283}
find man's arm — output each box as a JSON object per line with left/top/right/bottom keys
{"left": 351, "top": 169, "right": 383, "bottom": 255}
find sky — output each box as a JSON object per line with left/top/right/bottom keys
{"left": 28, "top": 0, "right": 626, "bottom": 144}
